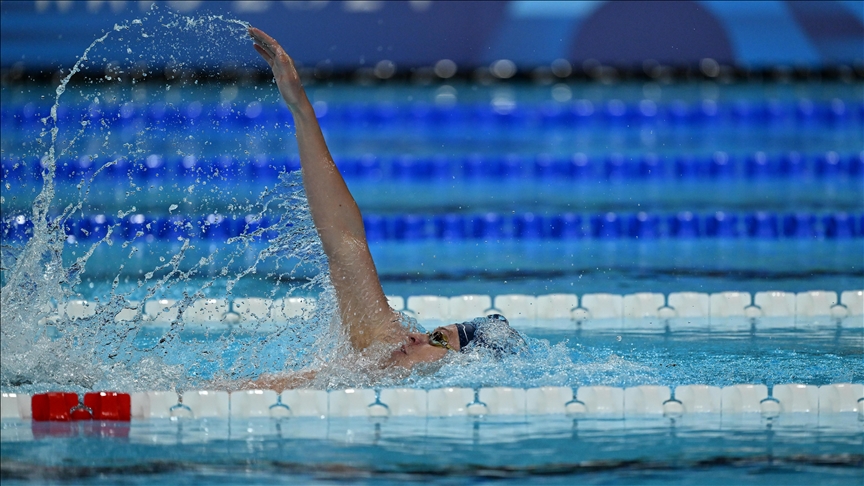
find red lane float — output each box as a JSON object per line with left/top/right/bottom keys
{"left": 84, "top": 392, "right": 131, "bottom": 421}
{"left": 31, "top": 392, "right": 131, "bottom": 421}
{"left": 32, "top": 392, "right": 79, "bottom": 421}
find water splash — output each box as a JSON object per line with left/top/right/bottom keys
{"left": 0, "top": 5, "right": 337, "bottom": 393}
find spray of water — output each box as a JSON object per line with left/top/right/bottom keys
{"left": 0, "top": 5, "right": 339, "bottom": 393}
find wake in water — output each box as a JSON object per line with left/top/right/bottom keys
{"left": 0, "top": 5, "right": 615, "bottom": 395}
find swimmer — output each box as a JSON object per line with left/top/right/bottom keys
{"left": 245, "top": 28, "right": 523, "bottom": 389}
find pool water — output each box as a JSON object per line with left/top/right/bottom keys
{"left": 2, "top": 414, "right": 863, "bottom": 485}
{"left": 3, "top": 328, "right": 863, "bottom": 485}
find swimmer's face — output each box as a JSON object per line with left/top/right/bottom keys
{"left": 388, "top": 325, "right": 461, "bottom": 368}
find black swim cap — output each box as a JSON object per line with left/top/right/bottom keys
{"left": 453, "top": 314, "right": 526, "bottom": 356}
{"left": 454, "top": 322, "right": 476, "bottom": 349}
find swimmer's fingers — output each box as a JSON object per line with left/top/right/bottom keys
{"left": 253, "top": 43, "right": 273, "bottom": 65}
{"left": 250, "top": 28, "right": 295, "bottom": 69}
{"left": 249, "top": 27, "right": 281, "bottom": 56}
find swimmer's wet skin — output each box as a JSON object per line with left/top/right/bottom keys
{"left": 247, "top": 27, "right": 527, "bottom": 384}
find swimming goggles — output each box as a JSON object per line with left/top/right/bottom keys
{"left": 427, "top": 329, "right": 455, "bottom": 351}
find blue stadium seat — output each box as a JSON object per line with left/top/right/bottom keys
{"left": 705, "top": 212, "right": 739, "bottom": 238}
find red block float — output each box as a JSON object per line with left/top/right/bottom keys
{"left": 31, "top": 391, "right": 131, "bottom": 422}
{"left": 84, "top": 392, "right": 131, "bottom": 421}
{"left": 31, "top": 392, "right": 79, "bottom": 422}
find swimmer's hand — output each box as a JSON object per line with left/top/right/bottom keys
{"left": 249, "top": 27, "right": 308, "bottom": 110}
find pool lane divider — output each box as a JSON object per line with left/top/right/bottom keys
{"left": 3, "top": 211, "right": 863, "bottom": 242}
{"left": 5, "top": 98, "right": 863, "bottom": 131}
{"left": 46, "top": 289, "right": 864, "bottom": 330}
{"left": 4, "top": 150, "right": 863, "bottom": 183}
{"left": 30, "top": 392, "right": 131, "bottom": 421}
{"left": 3, "top": 384, "right": 862, "bottom": 423}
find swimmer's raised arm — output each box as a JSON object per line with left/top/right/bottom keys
{"left": 250, "top": 27, "right": 400, "bottom": 351}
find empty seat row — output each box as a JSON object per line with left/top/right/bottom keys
{"left": 44, "top": 290, "right": 863, "bottom": 330}
{"left": 5, "top": 98, "right": 861, "bottom": 129}
{"left": 4, "top": 383, "right": 860, "bottom": 420}
{"left": 4, "top": 211, "right": 862, "bottom": 243}
{"left": 4, "top": 150, "right": 862, "bottom": 184}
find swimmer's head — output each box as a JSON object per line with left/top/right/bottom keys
{"left": 388, "top": 314, "right": 525, "bottom": 368}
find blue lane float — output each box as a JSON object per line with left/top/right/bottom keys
{"left": 5, "top": 98, "right": 863, "bottom": 131}
{"left": 3, "top": 150, "right": 863, "bottom": 186}
{"left": 3, "top": 211, "right": 861, "bottom": 243}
